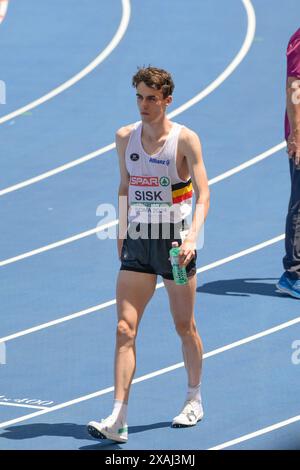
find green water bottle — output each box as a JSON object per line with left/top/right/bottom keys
{"left": 169, "top": 241, "right": 188, "bottom": 285}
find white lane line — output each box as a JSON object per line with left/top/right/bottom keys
{"left": 0, "top": 402, "right": 48, "bottom": 410}
{"left": 0, "top": 315, "right": 299, "bottom": 430}
{"left": 168, "top": 0, "right": 256, "bottom": 119}
{"left": 0, "top": 299, "right": 117, "bottom": 343}
{"left": 209, "top": 142, "right": 286, "bottom": 186}
{"left": 0, "top": 220, "right": 119, "bottom": 267}
{"left": 209, "top": 415, "right": 300, "bottom": 450}
{"left": 0, "top": 0, "right": 255, "bottom": 196}
{"left": 0, "top": 141, "right": 285, "bottom": 267}
{"left": 194, "top": 234, "right": 285, "bottom": 277}
{"left": 0, "top": 0, "right": 131, "bottom": 125}
{"left": 203, "top": 315, "right": 299, "bottom": 359}
{"left": 0, "top": 144, "right": 116, "bottom": 197}
{"left": 0, "top": 233, "right": 285, "bottom": 344}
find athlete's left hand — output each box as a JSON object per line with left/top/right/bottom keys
{"left": 178, "top": 240, "right": 196, "bottom": 267}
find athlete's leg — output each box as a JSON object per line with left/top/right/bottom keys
{"left": 115, "top": 270, "right": 157, "bottom": 403}
{"left": 87, "top": 270, "right": 157, "bottom": 442}
{"left": 163, "top": 274, "right": 203, "bottom": 388}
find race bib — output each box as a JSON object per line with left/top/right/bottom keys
{"left": 129, "top": 175, "right": 172, "bottom": 223}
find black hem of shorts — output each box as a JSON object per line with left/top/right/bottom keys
{"left": 120, "top": 265, "right": 197, "bottom": 280}
{"left": 120, "top": 265, "right": 156, "bottom": 275}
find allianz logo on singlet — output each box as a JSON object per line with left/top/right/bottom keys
{"left": 149, "top": 157, "right": 170, "bottom": 166}
{"left": 130, "top": 152, "right": 170, "bottom": 166}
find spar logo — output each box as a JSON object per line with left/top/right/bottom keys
{"left": 130, "top": 176, "right": 159, "bottom": 187}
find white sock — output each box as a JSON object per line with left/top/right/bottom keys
{"left": 111, "top": 399, "right": 128, "bottom": 423}
{"left": 186, "top": 383, "right": 201, "bottom": 403}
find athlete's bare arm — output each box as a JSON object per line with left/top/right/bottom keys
{"left": 177, "top": 127, "right": 210, "bottom": 267}
{"left": 116, "top": 125, "right": 134, "bottom": 259}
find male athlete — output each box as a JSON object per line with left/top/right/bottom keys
{"left": 87, "top": 67, "right": 210, "bottom": 443}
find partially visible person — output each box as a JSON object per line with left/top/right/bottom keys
{"left": 277, "top": 28, "right": 300, "bottom": 298}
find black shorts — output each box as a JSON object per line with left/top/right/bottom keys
{"left": 120, "top": 221, "right": 197, "bottom": 280}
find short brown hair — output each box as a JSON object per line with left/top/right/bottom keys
{"left": 132, "top": 66, "right": 175, "bottom": 98}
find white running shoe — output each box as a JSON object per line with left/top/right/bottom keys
{"left": 172, "top": 399, "right": 204, "bottom": 428}
{"left": 87, "top": 415, "right": 128, "bottom": 443}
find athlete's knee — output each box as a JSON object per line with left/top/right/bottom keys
{"left": 174, "top": 319, "right": 197, "bottom": 338}
{"left": 116, "top": 319, "right": 137, "bottom": 344}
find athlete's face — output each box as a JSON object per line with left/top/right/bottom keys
{"left": 136, "top": 82, "right": 172, "bottom": 123}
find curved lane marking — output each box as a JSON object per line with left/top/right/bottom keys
{"left": 0, "top": 0, "right": 255, "bottom": 196}
{"left": 0, "top": 0, "right": 131, "bottom": 126}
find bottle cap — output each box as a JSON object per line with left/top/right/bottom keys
{"left": 172, "top": 241, "right": 179, "bottom": 247}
